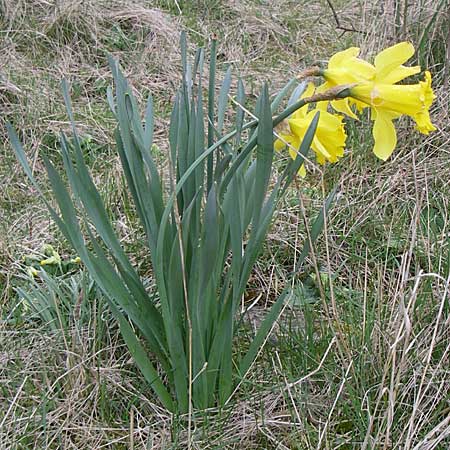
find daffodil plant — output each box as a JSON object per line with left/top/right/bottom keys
{"left": 9, "top": 36, "right": 436, "bottom": 414}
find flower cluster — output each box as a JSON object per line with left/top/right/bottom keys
{"left": 22, "top": 244, "right": 81, "bottom": 277}
{"left": 275, "top": 42, "right": 436, "bottom": 175}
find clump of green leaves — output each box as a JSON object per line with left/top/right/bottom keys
{"left": 9, "top": 33, "right": 332, "bottom": 413}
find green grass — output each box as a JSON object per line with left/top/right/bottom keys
{"left": 1, "top": 0, "right": 449, "bottom": 448}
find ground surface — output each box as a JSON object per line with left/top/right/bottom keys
{"left": 1, "top": 1, "right": 449, "bottom": 449}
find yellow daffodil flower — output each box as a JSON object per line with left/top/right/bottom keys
{"left": 319, "top": 42, "right": 435, "bottom": 160}
{"left": 320, "top": 42, "right": 423, "bottom": 118}
{"left": 275, "top": 83, "right": 347, "bottom": 175}
{"left": 350, "top": 71, "right": 436, "bottom": 160}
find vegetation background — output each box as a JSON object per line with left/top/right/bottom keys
{"left": 0, "top": 0, "right": 449, "bottom": 448}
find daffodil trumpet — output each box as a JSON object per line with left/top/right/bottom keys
{"left": 349, "top": 71, "right": 436, "bottom": 160}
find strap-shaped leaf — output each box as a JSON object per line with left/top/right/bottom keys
{"left": 107, "top": 65, "right": 165, "bottom": 252}
{"left": 58, "top": 132, "right": 167, "bottom": 352}
{"left": 45, "top": 155, "right": 169, "bottom": 360}
{"left": 287, "top": 81, "right": 307, "bottom": 107}
{"left": 194, "top": 52, "right": 205, "bottom": 193}
{"left": 182, "top": 99, "right": 197, "bottom": 207}
{"left": 237, "top": 186, "right": 279, "bottom": 306}
{"left": 207, "top": 36, "right": 217, "bottom": 192}
{"left": 124, "top": 91, "right": 165, "bottom": 226}
{"left": 252, "top": 84, "right": 274, "bottom": 227}
{"left": 180, "top": 31, "right": 190, "bottom": 106}
{"left": 199, "top": 184, "right": 220, "bottom": 293}
{"left": 217, "top": 66, "right": 232, "bottom": 135}
{"left": 271, "top": 77, "right": 298, "bottom": 111}
{"left": 176, "top": 87, "right": 189, "bottom": 188}
{"left": 204, "top": 297, "right": 233, "bottom": 406}
{"left": 169, "top": 93, "right": 180, "bottom": 173}
{"left": 11, "top": 118, "right": 175, "bottom": 409}
{"left": 219, "top": 134, "right": 258, "bottom": 196}
{"left": 214, "top": 153, "right": 232, "bottom": 184}
{"left": 235, "top": 78, "right": 246, "bottom": 146}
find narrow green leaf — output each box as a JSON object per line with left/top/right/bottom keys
{"left": 169, "top": 93, "right": 180, "bottom": 174}
{"left": 218, "top": 316, "right": 233, "bottom": 404}
{"left": 195, "top": 51, "right": 205, "bottom": 192}
{"left": 207, "top": 36, "right": 217, "bottom": 192}
{"left": 214, "top": 154, "right": 232, "bottom": 183}
{"left": 43, "top": 155, "right": 169, "bottom": 361}
{"left": 271, "top": 77, "right": 298, "bottom": 111}
{"left": 235, "top": 78, "right": 246, "bottom": 146}
{"left": 287, "top": 81, "right": 307, "bottom": 107}
{"left": 252, "top": 84, "right": 274, "bottom": 227}
{"left": 180, "top": 31, "right": 189, "bottom": 104}
{"left": 200, "top": 184, "right": 220, "bottom": 292}
{"left": 217, "top": 66, "right": 232, "bottom": 135}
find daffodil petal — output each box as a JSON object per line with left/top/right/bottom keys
{"left": 345, "top": 59, "right": 376, "bottom": 81}
{"left": 324, "top": 48, "right": 375, "bottom": 85}
{"left": 331, "top": 98, "right": 358, "bottom": 119}
{"left": 291, "top": 101, "right": 308, "bottom": 119}
{"left": 312, "top": 136, "right": 332, "bottom": 161}
{"left": 298, "top": 164, "right": 307, "bottom": 178}
{"left": 301, "top": 82, "right": 316, "bottom": 99}
{"left": 382, "top": 65, "right": 421, "bottom": 84}
{"left": 288, "top": 146, "right": 302, "bottom": 161}
{"left": 288, "top": 117, "right": 308, "bottom": 138}
{"left": 315, "top": 85, "right": 334, "bottom": 111}
{"left": 287, "top": 138, "right": 306, "bottom": 177}
{"left": 274, "top": 133, "right": 297, "bottom": 152}
{"left": 289, "top": 136, "right": 301, "bottom": 151}
{"left": 316, "top": 100, "right": 329, "bottom": 112}
{"left": 328, "top": 47, "right": 360, "bottom": 69}
{"left": 288, "top": 146, "right": 307, "bottom": 177}
{"left": 375, "top": 42, "right": 415, "bottom": 82}
{"left": 372, "top": 111, "right": 397, "bottom": 161}
{"left": 274, "top": 139, "right": 285, "bottom": 152}
{"left": 316, "top": 82, "right": 328, "bottom": 94}
{"left": 306, "top": 109, "right": 339, "bottom": 132}
{"left": 315, "top": 152, "right": 326, "bottom": 165}
{"left": 351, "top": 71, "right": 435, "bottom": 119}
{"left": 421, "top": 71, "right": 436, "bottom": 108}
